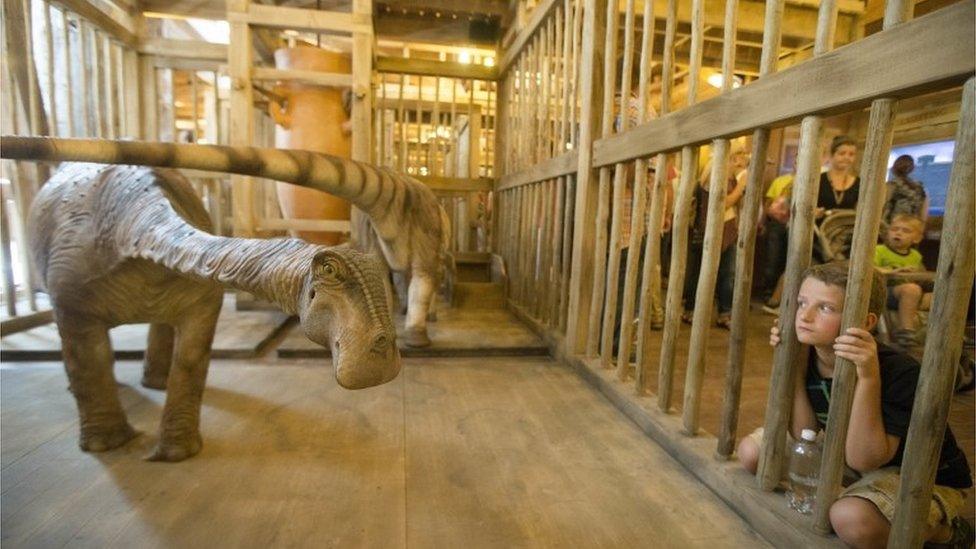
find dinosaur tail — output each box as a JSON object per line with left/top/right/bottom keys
{"left": 0, "top": 135, "right": 403, "bottom": 220}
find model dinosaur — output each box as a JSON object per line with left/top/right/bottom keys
{"left": 21, "top": 161, "right": 400, "bottom": 462}
{"left": 1, "top": 136, "right": 450, "bottom": 347}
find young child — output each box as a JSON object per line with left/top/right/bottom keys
{"left": 874, "top": 214, "right": 926, "bottom": 349}
{"left": 737, "top": 262, "right": 973, "bottom": 548}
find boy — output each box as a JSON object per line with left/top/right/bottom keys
{"left": 874, "top": 214, "right": 927, "bottom": 350}
{"left": 737, "top": 262, "right": 972, "bottom": 548}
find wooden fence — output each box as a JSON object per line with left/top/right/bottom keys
{"left": 494, "top": 0, "right": 974, "bottom": 544}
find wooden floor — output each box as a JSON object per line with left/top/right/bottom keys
{"left": 1, "top": 357, "right": 769, "bottom": 548}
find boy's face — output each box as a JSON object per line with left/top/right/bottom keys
{"left": 886, "top": 220, "right": 922, "bottom": 252}
{"left": 794, "top": 277, "right": 845, "bottom": 347}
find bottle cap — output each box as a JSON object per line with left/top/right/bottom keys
{"left": 801, "top": 429, "right": 817, "bottom": 442}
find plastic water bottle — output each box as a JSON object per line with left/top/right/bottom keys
{"left": 786, "top": 429, "right": 822, "bottom": 515}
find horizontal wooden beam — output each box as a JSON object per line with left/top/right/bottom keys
{"left": 498, "top": 0, "right": 559, "bottom": 75}
{"left": 252, "top": 67, "right": 352, "bottom": 88}
{"left": 375, "top": 98, "right": 482, "bottom": 113}
{"left": 52, "top": 0, "right": 138, "bottom": 46}
{"left": 227, "top": 4, "right": 372, "bottom": 35}
{"left": 416, "top": 175, "right": 494, "bottom": 192}
{"left": 496, "top": 151, "right": 577, "bottom": 191}
{"left": 592, "top": 2, "right": 974, "bottom": 168}
{"left": 0, "top": 309, "right": 54, "bottom": 336}
{"left": 138, "top": 38, "right": 228, "bottom": 61}
{"left": 376, "top": 56, "right": 497, "bottom": 81}
{"left": 258, "top": 218, "right": 352, "bottom": 233}
{"left": 381, "top": 0, "right": 510, "bottom": 18}
{"left": 150, "top": 56, "right": 222, "bottom": 71}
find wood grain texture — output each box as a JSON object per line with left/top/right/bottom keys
{"left": 888, "top": 77, "right": 976, "bottom": 549}
{"left": 591, "top": 2, "right": 975, "bottom": 168}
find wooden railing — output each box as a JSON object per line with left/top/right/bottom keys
{"left": 495, "top": 0, "right": 975, "bottom": 544}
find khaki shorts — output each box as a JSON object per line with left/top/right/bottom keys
{"left": 746, "top": 428, "right": 968, "bottom": 530}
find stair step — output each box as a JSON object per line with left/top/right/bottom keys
{"left": 453, "top": 282, "right": 506, "bottom": 309}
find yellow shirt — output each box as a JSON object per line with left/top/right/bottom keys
{"left": 766, "top": 174, "right": 794, "bottom": 201}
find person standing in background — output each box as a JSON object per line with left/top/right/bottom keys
{"left": 882, "top": 154, "right": 929, "bottom": 227}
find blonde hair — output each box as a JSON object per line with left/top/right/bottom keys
{"left": 890, "top": 213, "right": 924, "bottom": 233}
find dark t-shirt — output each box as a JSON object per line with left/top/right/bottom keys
{"left": 817, "top": 172, "right": 861, "bottom": 210}
{"left": 805, "top": 344, "right": 973, "bottom": 489}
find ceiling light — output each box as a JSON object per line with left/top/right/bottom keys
{"left": 458, "top": 50, "right": 471, "bottom": 64}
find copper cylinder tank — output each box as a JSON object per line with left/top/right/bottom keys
{"left": 271, "top": 46, "right": 351, "bottom": 245}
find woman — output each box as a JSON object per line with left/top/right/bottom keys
{"left": 682, "top": 145, "right": 749, "bottom": 329}
{"left": 817, "top": 135, "right": 860, "bottom": 213}
{"left": 883, "top": 154, "right": 928, "bottom": 226}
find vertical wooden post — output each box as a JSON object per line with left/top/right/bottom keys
{"left": 682, "top": 0, "right": 738, "bottom": 435}
{"left": 658, "top": 0, "right": 705, "bottom": 412}
{"left": 397, "top": 73, "right": 406, "bottom": 172}
{"left": 616, "top": 0, "right": 655, "bottom": 379}
{"left": 139, "top": 55, "right": 157, "bottom": 140}
{"left": 602, "top": 0, "right": 637, "bottom": 373}
{"left": 888, "top": 77, "right": 975, "bottom": 549}
{"left": 59, "top": 8, "right": 74, "bottom": 137}
{"left": 228, "top": 0, "right": 255, "bottom": 237}
{"left": 565, "top": 0, "right": 608, "bottom": 356}
{"left": 812, "top": 0, "right": 912, "bottom": 533}
{"left": 584, "top": 0, "right": 619, "bottom": 357}
{"left": 756, "top": 0, "right": 839, "bottom": 492}
{"left": 0, "top": 184, "right": 17, "bottom": 317}
{"left": 43, "top": 1, "right": 58, "bottom": 135}
{"left": 716, "top": 0, "right": 783, "bottom": 459}
{"left": 101, "top": 34, "right": 115, "bottom": 139}
{"left": 351, "top": 0, "right": 372, "bottom": 163}
{"left": 122, "top": 47, "right": 140, "bottom": 138}
{"left": 433, "top": 76, "right": 441, "bottom": 175}
{"left": 636, "top": 0, "right": 677, "bottom": 394}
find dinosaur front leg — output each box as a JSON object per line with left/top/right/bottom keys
{"left": 147, "top": 297, "right": 221, "bottom": 462}
{"left": 142, "top": 323, "right": 174, "bottom": 390}
{"left": 58, "top": 316, "right": 139, "bottom": 452}
{"left": 403, "top": 274, "right": 434, "bottom": 348}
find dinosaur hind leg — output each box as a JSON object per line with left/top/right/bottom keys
{"left": 403, "top": 274, "right": 434, "bottom": 348}
{"left": 58, "top": 315, "right": 139, "bottom": 453}
{"left": 142, "top": 323, "right": 174, "bottom": 390}
{"left": 147, "top": 293, "right": 221, "bottom": 462}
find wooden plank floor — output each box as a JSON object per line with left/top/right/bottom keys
{"left": 1, "top": 357, "right": 769, "bottom": 548}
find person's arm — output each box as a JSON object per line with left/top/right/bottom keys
{"left": 724, "top": 170, "right": 748, "bottom": 209}
{"left": 833, "top": 327, "right": 900, "bottom": 472}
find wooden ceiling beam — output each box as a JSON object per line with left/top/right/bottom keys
{"left": 379, "top": 0, "right": 509, "bottom": 18}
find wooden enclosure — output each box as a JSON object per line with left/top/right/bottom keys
{"left": 1, "top": 0, "right": 974, "bottom": 546}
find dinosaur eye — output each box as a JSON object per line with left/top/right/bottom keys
{"left": 309, "top": 289, "right": 316, "bottom": 300}
{"left": 324, "top": 263, "right": 337, "bottom": 276}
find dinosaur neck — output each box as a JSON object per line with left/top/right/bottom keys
{"left": 120, "top": 202, "right": 314, "bottom": 314}
{"left": 0, "top": 136, "right": 400, "bottom": 222}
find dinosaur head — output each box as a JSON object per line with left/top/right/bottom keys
{"left": 298, "top": 247, "right": 401, "bottom": 389}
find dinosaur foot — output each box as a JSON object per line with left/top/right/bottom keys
{"left": 402, "top": 327, "right": 431, "bottom": 348}
{"left": 79, "top": 423, "right": 140, "bottom": 453}
{"left": 146, "top": 433, "right": 203, "bottom": 462}
{"left": 140, "top": 374, "right": 168, "bottom": 390}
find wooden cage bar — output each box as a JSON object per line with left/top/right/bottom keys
{"left": 614, "top": 0, "right": 656, "bottom": 381}
{"left": 888, "top": 77, "right": 975, "bottom": 548}
{"left": 584, "top": 0, "right": 619, "bottom": 357}
{"left": 811, "top": 0, "right": 915, "bottom": 533}
{"left": 756, "top": 0, "right": 840, "bottom": 492}
{"left": 635, "top": 0, "right": 677, "bottom": 394}
{"left": 657, "top": 0, "right": 705, "bottom": 413}
{"left": 598, "top": 0, "right": 636, "bottom": 372}
{"left": 716, "top": 0, "right": 785, "bottom": 459}
{"left": 681, "top": 0, "right": 738, "bottom": 435}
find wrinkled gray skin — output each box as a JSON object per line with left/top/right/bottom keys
{"left": 1, "top": 136, "right": 450, "bottom": 348}
{"left": 30, "top": 163, "right": 400, "bottom": 462}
